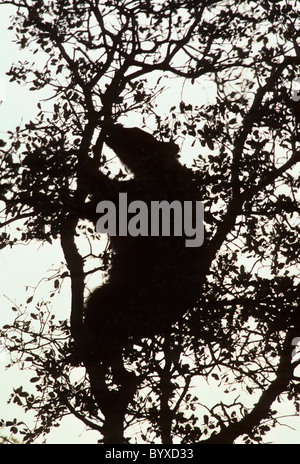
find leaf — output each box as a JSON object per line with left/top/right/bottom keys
{"left": 13, "top": 396, "right": 22, "bottom": 405}
{"left": 30, "top": 377, "right": 39, "bottom": 383}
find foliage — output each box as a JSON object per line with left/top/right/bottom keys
{"left": 0, "top": 0, "right": 299, "bottom": 444}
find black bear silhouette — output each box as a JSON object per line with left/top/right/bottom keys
{"left": 83, "top": 124, "right": 204, "bottom": 363}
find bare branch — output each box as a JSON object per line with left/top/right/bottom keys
{"left": 201, "top": 330, "right": 298, "bottom": 443}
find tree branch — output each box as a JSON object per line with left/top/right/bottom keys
{"left": 205, "top": 56, "right": 300, "bottom": 270}
{"left": 60, "top": 217, "right": 85, "bottom": 341}
{"left": 60, "top": 389, "right": 103, "bottom": 433}
{"left": 201, "top": 330, "right": 299, "bottom": 443}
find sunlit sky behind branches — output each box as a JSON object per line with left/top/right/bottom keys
{"left": 0, "top": 3, "right": 299, "bottom": 444}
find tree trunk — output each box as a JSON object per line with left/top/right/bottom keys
{"left": 86, "top": 356, "right": 138, "bottom": 444}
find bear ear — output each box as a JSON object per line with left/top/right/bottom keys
{"left": 164, "top": 141, "right": 179, "bottom": 156}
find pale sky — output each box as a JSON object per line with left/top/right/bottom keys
{"left": 0, "top": 3, "right": 299, "bottom": 444}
